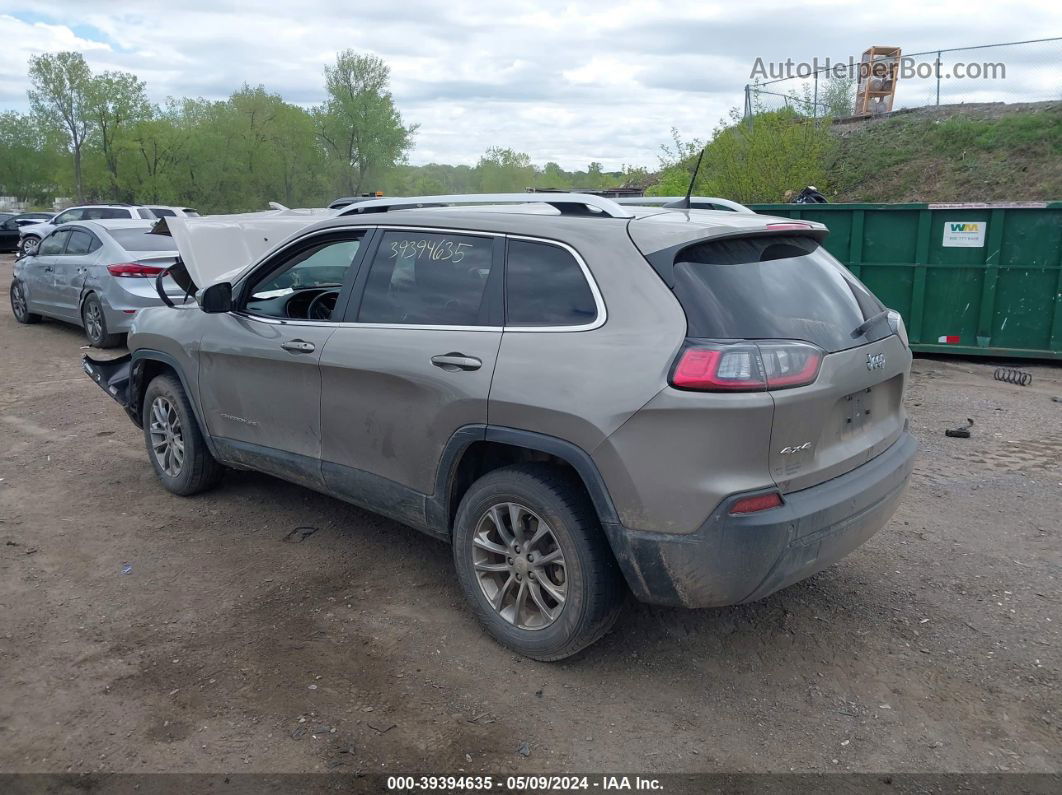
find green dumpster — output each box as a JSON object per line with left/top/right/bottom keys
{"left": 749, "top": 202, "right": 1062, "bottom": 360}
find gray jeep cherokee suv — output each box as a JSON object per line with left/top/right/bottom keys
{"left": 84, "top": 194, "right": 917, "bottom": 660}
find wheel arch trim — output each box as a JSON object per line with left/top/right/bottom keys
{"left": 130, "top": 349, "right": 219, "bottom": 458}
{"left": 429, "top": 425, "right": 621, "bottom": 534}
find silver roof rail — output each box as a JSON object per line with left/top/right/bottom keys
{"left": 334, "top": 192, "right": 635, "bottom": 219}
{"left": 613, "top": 196, "right": 756, "bottom": 214}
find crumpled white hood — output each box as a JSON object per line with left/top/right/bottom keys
{"left": 157, "top": 208, "right": 332, "bottom": 288}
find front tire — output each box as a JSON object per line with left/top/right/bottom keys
{"left": 10, "top": 280, "right": 41, "bottom": 324}
{"left": 452, "top": 464, "right": 625, "bottom": 661}
{"left": 142, "top": 374, "right": 223, "bottom": 496}
{"left": 81, "top": 293, "right": 122, "bottom": 348}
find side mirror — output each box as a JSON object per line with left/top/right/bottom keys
{"left": 198, "top": 282, "right": 232, "bottom": 313}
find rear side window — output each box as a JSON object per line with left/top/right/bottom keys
{"left": 81, "top": 208, "right": 129, "bottom": 220}
{"left": 357, "top": 230, "right": 495, "bottom": 326}
{"left": 39, "top": 230, "right": 71, "bottom": 255}
{"left": 65, "top": 229, "right": 100, "bottom": 255}
{"left": 505, "top": 239, "right": 597, "bottom": 327}
{"left": 673, "top": 235, "right": 886, "bottom": 352}
{"left": 149, "top": 207, "right": 175, "bottom": 217}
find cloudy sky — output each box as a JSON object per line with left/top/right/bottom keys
{"left": 0, "top": 0, "right": 1058, "bottom": 169}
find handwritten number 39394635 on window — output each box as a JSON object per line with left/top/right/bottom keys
{"left": 389, "top": 238, "right": 474, "bottom": 263}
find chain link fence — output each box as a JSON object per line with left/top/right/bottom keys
{"left": 744, "top": 37, "right": 1062, "bottom": 120}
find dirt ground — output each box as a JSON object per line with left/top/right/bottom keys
{"left": 1, "top": 251, "right": 1060, "bottom": 776}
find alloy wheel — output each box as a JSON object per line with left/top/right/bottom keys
{"left": 148, "top": 396, "right": 185, "bottom": 477}
{"left": 11, "top": 282, "right": 27, "bottom": 320}
{"left": 472, "top": 502, "right": 568, "bottom": 630}
{"left": 84, "top": 301, "right": 103, "bottom": 343}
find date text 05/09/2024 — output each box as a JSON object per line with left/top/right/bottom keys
{"left": 385, "top": 775, "right": 664, "bottom": 791}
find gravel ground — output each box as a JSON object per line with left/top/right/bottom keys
{"left": 1, "top": 252, "right": 1060, "bottom": 776}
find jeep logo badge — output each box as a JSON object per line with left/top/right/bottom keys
{"left": 866, "top": 352, "right": 886, "bottom": 370}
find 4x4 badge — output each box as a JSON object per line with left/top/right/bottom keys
{"left": 866, "top": 352, "right": 886, "bottom": 370}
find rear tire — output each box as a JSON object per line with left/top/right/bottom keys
{"left": 81, "top": 293, "right": 122, "bottom": 348}
{"left": 142, "top": 374, "right": 223, "bottom": 496}
{"left": 452, "top": 464, "right": 625, "bottom": 661}
{"left": 10, "top": 280, "right": 41, "bottom": 324}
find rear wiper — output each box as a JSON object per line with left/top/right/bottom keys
{"left": 851, "top": 309, "right": 889, "bottom": 339}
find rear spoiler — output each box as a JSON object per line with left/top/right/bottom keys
{"left": 640, "top": 225, "right": 830, "bottom": 288}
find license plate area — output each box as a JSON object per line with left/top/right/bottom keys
{"left": 840, "top": 386, "right": 873, "bottom": 439}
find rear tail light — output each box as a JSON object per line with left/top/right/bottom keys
{"left": 670, "top": 340, "right": 823, "bottom": 392}
{"left": 730, "top": 492, "right": 784, "bottom": 514}
{"left": 107, "top": 263, "right": 165, "bottom": 278}
{"left": 887, "top": 309, "right": 909, "bottom": 348}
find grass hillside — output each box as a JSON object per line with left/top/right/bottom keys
{"left": 826, "top": 102, "right": 1062, "bottom": 202}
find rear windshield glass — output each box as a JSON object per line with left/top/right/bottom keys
{"left": 673, "top": 235, "right": 887, "bottom": 352}
{"left": 110, "top": 228, "right": 177, "bottom": 252}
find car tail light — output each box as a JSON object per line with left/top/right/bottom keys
{"left": 757, "top": 341, "right": 824, "bottom": 388}
{"left": 730, "top": 492, "right": 784, "bottom": 514}
{"left": 887, "top": 309, "right": 909, "bottom": 348}
{"left": 107, "top": 262, "right": 164, "bottom": 278}
{"left": 670, "top": 340, "right": 823, "bottom": 392}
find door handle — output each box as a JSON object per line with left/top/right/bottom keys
{"left": 280, "top": 339, "right": 316, "bottom": 353}
{"left": 43, "top": 266, "right": 53, "bottom": 272}
{"left": 431, "top": 353, "right": 482, "bottom": 371}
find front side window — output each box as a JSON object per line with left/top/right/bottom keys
{"left": 148, "top": 207, "right": 175, "bottom": 217}
{"left": 244, "top": 236, "right": 363, "bottom": 321}
{"left": 505, "top": 239, "right": 597, "bottom": 327}
{"left": 38, "top": 230, "right": 72, "bottom": 256}
{"left": 64, "top": 229, "right": 100, "bottom": 256}
{"left": 357, "top": 230, "right": 495, "bottom": 326}
{"left": 52, "top": 209, "right": 83, "bottom": 225}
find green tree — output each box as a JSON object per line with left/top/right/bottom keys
{"left": 583, "top": 162, "right": 609, "bottom": 189}
{"left": 649, "top": 110, "right": 834, "bottom": 203}
{"left": 28, "top": 51, "right": 93, "bottom": 201}
{"left": 474, "top": 146, "right": 534, "bottom": 192}
{"left": 537, "top": 161, "right": 571, "bottom": 190}
{"left": 124, "top": 110, "right": 185, "bottom": 203}
{"left": 0, "top": 111, "right": 65, "bottom": 203}
{"left": 781, "top": 76, "right": 855, "bottom": 119}
{"left": 315, "top": 51, "right": 416, "bottom": 196}
{"left": 85, "top": 70, "right": 152, "bottom": 199}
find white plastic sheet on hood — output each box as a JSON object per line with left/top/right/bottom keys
{"left": 153, "top": 208, "right": 331, "bottom": 289}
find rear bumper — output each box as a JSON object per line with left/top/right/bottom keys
{"left": 605, "top": 431, "right": 917, "bottom": 608}
{"left": 98, "top": 280, "right": 185, "bottom": 333}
